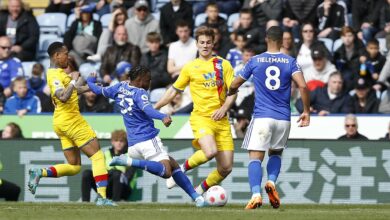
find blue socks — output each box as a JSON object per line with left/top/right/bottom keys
{"left": 267, "top": 155, "right": 281, "bottom": 183}
{"left": 172, "top": 168, "right": 199, "bottom": 200}
{"left": 131, "top": 159, "right": 166, "bottom": 177}
{"left": 248, "top": 159, "right": 262, "bottom": 196}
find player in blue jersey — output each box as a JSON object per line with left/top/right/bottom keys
{"left": 228, "top": 26, "right": 310, "bottom": 209}
{"left": 86, "top": 66, "right": 206, "bottom": 207}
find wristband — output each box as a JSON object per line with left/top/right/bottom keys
{"left": 70, "top": 80, "right": 76, "bottom": 86}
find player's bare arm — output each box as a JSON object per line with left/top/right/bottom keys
{"left": 292, "top": 72, "right": 310, "bottom": 127}
{"left": 55, "top": 71, "right": 79, "bottom": 103}
{"left": 154, "top": 87, "right": 180, "bottom": 110}
{"left": 74, "top": 76, "right": 90, "bottom": 94}
{"left": 227, "top": 77, "right": 246, "bottom": 96}
{"left": 211, "top": 94, "right": 237, "bottom": 121}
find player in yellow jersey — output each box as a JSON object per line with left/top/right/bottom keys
{"left": 27, "top": 42, "right": 115, "bottom": 206}
{"left": 155, "top": 26, "right": 237, "bottom": 194}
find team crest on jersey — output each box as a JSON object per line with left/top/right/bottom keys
{"left": 215, "top": 63, "right": 222, "bottom": 70}
{"left": 53, "top": 80, "right": 60, "bottom": 87}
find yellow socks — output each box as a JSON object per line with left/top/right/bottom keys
{"left": 90, "top": 150, "right": 108, "bottom": 198}
{"left": 42, "top": 164, "right": 81, "bottom": 177}
{"left": 183, "top": 150, "right": 209, "bottom": 171}
{"left": 196, "top": 169, "right": 225, "bottom": 194}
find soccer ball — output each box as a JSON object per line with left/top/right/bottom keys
{"left": 204, "top": 185, "right": 228, "bottom": 206}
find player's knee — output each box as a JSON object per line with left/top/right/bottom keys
{"left": 162, "top": 163, "right": 172, "bottom": 179}
{"left": 218, "top": 165, "right": 232, "bottom": 177}
{"left": 204, "top": 149, "right": 218, "bottom": 159}
{"left": 71, "top": 165, "right": 81, "bottom": 175}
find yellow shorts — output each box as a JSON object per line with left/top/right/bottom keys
{"left": 190, "top": 115, "right": 234, "bottom": 151}
{"left": 53, "top": 116, "right": 96, "bottom": 150}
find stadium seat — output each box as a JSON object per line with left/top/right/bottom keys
{"left": 333, "top": 38, "right": 343, "bottom": 52}
{"left": 67, "top": 13, "right": 100, "bottom": 30}
{"left": 318, "top": 38, "right": 333, "bottom": 53}
{"left": 37, "top": 13, "right": 67, "bottom": 36}
{"left": 195, "top": 13, "right": 228, "bottom": 27}
{"left": 39, "top": 58, "right": 50, "bottom": 72}
{"left": 378, "top": 38, "right": 388, "bottom": 55}
{"left": 79, "top": 62, "right": 101, "bottom": 79}
{"left": 150, "top": 88, "right": 167, "bottom": 104}
{"left": 100, "top": 13, "right": 112, "bottom": 28}
{"left": 38, "top": 34, "right": 63, "bottom": 59}
{"left": 227, "top": 13, "right": 239, "bottom": 32}
{"left": 152, "top": 12, "right": 160, "bottom": 21}
{"left": 22, "top": 61, "right": 37, "bottom": 78}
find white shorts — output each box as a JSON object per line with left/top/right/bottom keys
{"left": 127, "top": 136, "right": 169, "bottom": 162}
{"left": 241, "top": 118, "right": 291, "bottom": 151}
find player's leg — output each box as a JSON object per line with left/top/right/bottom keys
{"left": 28, "top": 137, "right": 81, "bottom": 195}
{"left": 246, "top": 150, "right": 266, "bottom": 209}
{"left": 194, "top": 149, "right": 233, "bottom": 195}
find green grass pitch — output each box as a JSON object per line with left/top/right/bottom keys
{"left": 1, "top": 203, "right": 390, "bottom": 220}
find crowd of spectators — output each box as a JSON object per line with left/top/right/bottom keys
{"left": 0, "top": 0, "right": 390, "bottom": 135}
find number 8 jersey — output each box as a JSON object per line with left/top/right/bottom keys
{"left": 240, "top": 52, "right": 302, "bottom": 121}
{"left": 101, "top": 82, "right": 160, "bottom": 146}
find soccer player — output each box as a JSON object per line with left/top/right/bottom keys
{"left": 154, "top": 26, "right": 237, "bottom": 195}
{"left": 86, "top": 66, "right": 206, "bottom": 207}
{"left": 227, "top": 26, "right": 310, "bottom": 209}
{"left": 28, "top": 42, "right": 115, "bottom": 206}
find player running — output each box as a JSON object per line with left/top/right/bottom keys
{"left": 28, "top": 42, "right": 115, "bottom": 206}
{"left": 228, "top": 26, "right": 310, "bottom": 209}
{"left": 86, "top": 66, "right": 206, "bottom": 207}
{"left": 155, "top": 26, "right": 237, "bottom": 195}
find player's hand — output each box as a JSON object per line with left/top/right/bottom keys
{"left": 297, "top": 112, "right": 310, "bottom": 127}
{"left": 87, "top": 73, "right": 97, "bottom": 84}
{"left": 70, "top": 71, "right": 80, "bottom": 81}
{"left": 162, "top": 115, "right": 172, "bottom": 127}
{"left": 318, "top": 110, "right": 330, "bottom": 116}
{"left": 17, "top": 109, "right": 28, "bottom": 117}
{"left": 211, "top": 106, "right": 228, "bottom": 121}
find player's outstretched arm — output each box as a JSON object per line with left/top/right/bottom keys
{"left": 227, "top": 77, "right": 246, "bottom": 96}
{"left": 292, "top": 72, "right": 310, "bottom": 127}
{"left": 143, "top": 105, "right": 172, "bottom": 127}
{"left": 74, "top": 77, "right": 90, "bottom": 94}
{"left": 154, "top": 86, "right": 180, "bottom": 110}
{"left": 86, "top": 73, "right": 103, "bottom": 95}
{"left": 55, "top": 71, "right": 79, "bottom": 103}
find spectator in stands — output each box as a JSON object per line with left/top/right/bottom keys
{"left": 45, "top": 0, "right": 76, "bottom": 15}
{"left": 376, "top": 0, "right": 390, "bottom": 43}
{"left": 125, "top": 0, "right": 159, "bottom": 53}
{"left": 82, "top": 130, "right": 135, "bottom": 202}
{"left": 359, "top": 39, "right": 386, "bottom": 84}
{"left": 4, "top": 76, "right": 41, "bottom": 116}
{"left": 304, "top": 45, "right": 337, "bottom": 85}
{"left": 159, "top": 0, "right": 193, "bottom": 46}
{"left": 296, "top": 72, "right": 351, "bottom": 115}
{"left": 79, "top": 90, "right": 112, "bottom": 113}
{"left": 352, "top": 0, "right": 383, "bottom": 42}
{"left": 348, "top": 77, "right": 379, "bottom": 114}
{"left": 192, "top": 0, "right": 241, "bottom": 16}
{"left": 333, "top": 26, "right": 365, "bottom": 92}
{"left": 0, "top": 85, "right": 4, "bottom": 113}
{"left": 283, "top": 0, "right": 321, "bottom": 39}
{"left": 244, "top": 0, "right": 282, "bottom": 28}
{"left": 317, "top": 0, "right": 346, "bottom": 40}
{"left": 379, "top": 77, "right": 390, "bottom": 113}
{"left": 233, "top": 92, "right": 254, "bottom": 138}
{"left": 200, "top": 2, "right": 228, "bottom": 38}
{"left": 64, "top": 3, "right": 102, "bottom": 66}
{"left": 114, "top": 61, "right": 132, "bottom": 83}
{"left": 140, "top": 32, "right": 170, "bottom": 90}
{"left": 100, "top": 25, "right": 141, "bottom": 85}
{"left": 0, "top": 0, "right": 39, "bottom": 61}
{"left": 0, "top": 36, "right": 24, "bottom": 98}
{"left": 234, "top": 47, "right": 255, "bottom": 77}
{"left": 27, "top": 63, "right": 46, "bottom": 93}
{"left": 94, "top": 0, "right": 111, "bottom": 17}
{"left": 226, "top": 32, "right": 246, "bottom": 68}
{"left": 160, "top": 93, "right": 185, "bottom": 115}
{"left": 281, "top": 31, "right": 297, "bottom": 57}
{"left": 379, "top": 122, "right": 390, "bottom": 140}
{"left": 88, "top": 7, "right": 128, "bottom": 62}
{"left": 338, "top": 114, "right": 368, "bottom": 140}
{"left": 0, "top": 159, "right": 21, "bottom": 201}
{"left": 290, "top": 81, "right": 299, "bottom": 115}
{"left": 233, "top": 8, "right": 266, "bottom": 53}
{"left": 167, "top": 20, "right": 197, "bottom": 80}
{"left": 296, "top": 23, "right": 328, "bottom": 75}
{"left": 0, "top": 122, "right": 23, "bottom": 139}
{"left": 211, "top": 27, "right": 233, "bottom": 58}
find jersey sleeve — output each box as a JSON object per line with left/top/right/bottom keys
{"left": 239, "top": 58, "right": 254, "bottom": 80}
{"left": 290, "top": 58, "right": 302, "bottom": 75}
{"left": 223, "top": 60, "right": 235, "bottom": 89}
{"left": 172, "top": 64, "right": 190, "bottom": 92}
{"left": 48, "top": 73, "right": 65, "bottom": 96}
{"left": 102, "top": 83, "right": 122, "bottom": 99}
{"left": 134, "top": 89, "right": 151, "bottom": 110}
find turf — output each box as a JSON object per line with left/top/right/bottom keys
{"left": 1, "top": 203, "right": 390, "bottom": 220}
